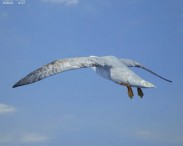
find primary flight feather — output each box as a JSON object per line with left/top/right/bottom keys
{"left": 13, "top": 56, "right": 172, "bottom": 98}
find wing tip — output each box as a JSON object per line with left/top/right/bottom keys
{"left": 12, "top": 83, "right": 20, "bottom": 88}
{"left": 12, "top": 85, "right": 16, "bottom": 88}
{"left": 168, "top": 80, "right": 172, "bottom": 83}
{"left": 163, "top": 78, "right": 172, "bottom": 83}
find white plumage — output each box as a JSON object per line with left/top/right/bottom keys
{"left": 13, "top": 56, "right": 172, "bottom": 98}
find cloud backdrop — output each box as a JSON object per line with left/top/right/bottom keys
{"left": 0, "top": 0, "right": 183, "bottom": 146}
{"left": 41, "top": 0, "right": 79, "bottom": 5}
{"left": 0, "top": 103, "right": 17, "bottom": 114}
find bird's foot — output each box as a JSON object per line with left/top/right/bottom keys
{"left": 137, "top": 88, "right": 144, "bottom": 98}
{"left": 127, "top": 86, "right": 134, "bottom": 99}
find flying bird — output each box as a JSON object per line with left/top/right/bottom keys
{"left": 13, "top": 56, "right": 172, "bottom": 98}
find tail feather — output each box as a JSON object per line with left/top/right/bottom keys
{"left": 141, "top": 80, "right": 156, "bottom": 88}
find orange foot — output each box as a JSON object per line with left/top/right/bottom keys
{"left": 137, "top": 88, "right": 144, "bottom": 98}
{"left": 127, "top": 86, "right": 134, "bottom": 99}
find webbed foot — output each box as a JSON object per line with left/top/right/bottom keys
{"left": 127, "top": 86, "right": 134, "bottom": 99}
{"left": 137, "top": 88, "right": 144, "bottom": 98}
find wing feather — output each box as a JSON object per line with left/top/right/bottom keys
{"left": 13, "top": 57, "right": 104, "bottom": 88}
{"left": 120, "top": 58, "right": 172, "bottom": 82}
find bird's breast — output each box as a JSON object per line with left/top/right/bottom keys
{"left": 91, "top": 66, "right": 112, "bottom": 80}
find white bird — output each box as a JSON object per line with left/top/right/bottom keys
{"left": 13, "top": 56, "right": 172, "bottom": 98}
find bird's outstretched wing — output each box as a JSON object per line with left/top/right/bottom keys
{"left": 13, "top": 57, "right": 104, "bottom": 88}
{"left": 120, "top": 58, "right": 172, "bottom": 82}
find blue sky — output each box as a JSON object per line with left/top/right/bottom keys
{"left": 0, "top": 0, "right": 183, "bottom": 146}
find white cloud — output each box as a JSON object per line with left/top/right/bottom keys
{"left": 20, "top": 133, "right": 49, "bottom": 143}
{"left": 42, "top": 0, "right": 79, "bottom": 6}
{"left": 133, "top": 129, "right": 183, "bottom": 144}
{"left": 0, "top": 133, "right": 49, "bottom": 144}
{"left": 0, "top": 103, "right": 17, "bottom": 114}
{"left": 136, "top": 130, "right": 151, "bottom": 137}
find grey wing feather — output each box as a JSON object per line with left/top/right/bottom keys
{"left": 13, "top": 57, "right": 104, "bottom": 88}
{"left": 120, "top": 58, "right": 172, "bottom": 82}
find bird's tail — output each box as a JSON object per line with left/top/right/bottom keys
{"left": 140, "top": 80, "right": 156, "bottom": 88}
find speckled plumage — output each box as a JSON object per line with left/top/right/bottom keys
{"left": 13, "top": 56, "right": 172, "bottom": 98}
